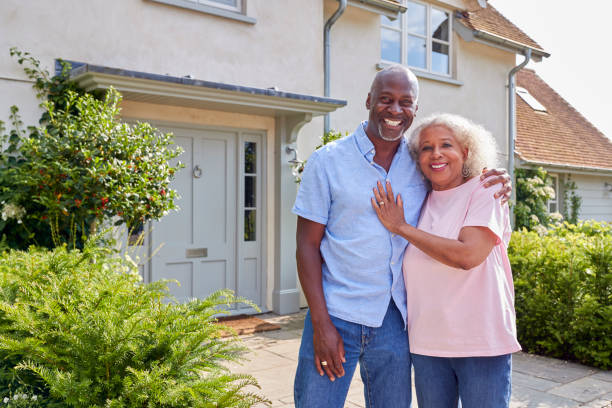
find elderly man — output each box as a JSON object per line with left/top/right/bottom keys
{"left": 292, "top": 65, "right": 510, "bottom": 407}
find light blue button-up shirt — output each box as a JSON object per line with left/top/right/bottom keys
{"left": 293, "top": 121, "right": 428, "bottom": 327}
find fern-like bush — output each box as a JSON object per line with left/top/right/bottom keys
{"left": 0, "top": 242, "right": 268, "bottom": 407}
{"left": 509, "top": 221, "right": 611, "bottom": 369}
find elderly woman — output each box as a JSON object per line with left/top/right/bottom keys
{"left": 371, "top": 113, "right": 521, "bottom": 408}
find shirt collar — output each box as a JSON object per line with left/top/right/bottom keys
{"left": 355, "top": 121, "right": 407, "bottom": 159}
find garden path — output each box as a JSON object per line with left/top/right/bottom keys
{"left": 227, "top": 309, "right": 612, "bottom": 408}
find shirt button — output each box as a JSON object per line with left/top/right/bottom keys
{"left": 391, "top": 233, "right": 396, "bottom": 237}
{"left": 370, "top": 161, "right": 375, "bottom": 165}
{"left": 391, "top": 261, "right": 395, "bottom": 265}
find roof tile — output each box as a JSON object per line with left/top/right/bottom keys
{"left": 459, "top": 4, "right": 545, "bottom": 51}
{"left": 515, "top": 69, "right": 612, "bottom": 171}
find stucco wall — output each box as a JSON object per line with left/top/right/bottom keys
{"left": 0, "top": 0, "right": 325, "bottom": 142}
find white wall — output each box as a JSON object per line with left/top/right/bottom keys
{"left": 571, "top": 174, "right": 612, "bottom": 222}
{"left": 0, "top": 0, "right": 325, "bottom": 140}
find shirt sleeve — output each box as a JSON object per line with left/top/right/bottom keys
{"left": 463, "top": 181, "right": 509, "bottom": 246}
{"left": 292, "top": 150, "right": 331, "bottom": 225}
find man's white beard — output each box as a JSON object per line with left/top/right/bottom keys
{"left": 378, "top": 123, "right": 404, "bottom": 141}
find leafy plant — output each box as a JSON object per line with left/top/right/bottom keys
{"left": 561, "top": 176, "right": 582, "bottom": 224}
{"left": 0, "top": 242, "right": 269, "bottom": 407}
{"left": 509, "top": 221, "right": 611, "bottom": 369}
{"left": 292, "top": 130, "right": 345, "bottom": 183}
{"left": 0, "top": 48, "right": 183, "bottom": 250}
{"left": 514, "top": 167, "right": 556, "bottom": 231}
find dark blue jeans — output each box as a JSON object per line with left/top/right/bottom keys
{"left": 294, "top": 301, "right": 412, "bottom": 408}
{"left": 411, "top": 353, "right": 512, "bottom": 408}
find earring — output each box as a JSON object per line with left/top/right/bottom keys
{"left": 462, "top": 164, "right": 470, "bottom": 178}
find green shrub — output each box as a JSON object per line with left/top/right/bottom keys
{"left": 0, "top": 242, "right": 268, "bottom": 407}
{"left": 509, "top": 221, "right": 611, "bottom": 369}
{"left": 0, "top": 48, "right": 183, "bottom": 250}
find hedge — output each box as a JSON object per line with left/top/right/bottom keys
{"left": 509, "top": 221, "right": 611, "bottom": 369}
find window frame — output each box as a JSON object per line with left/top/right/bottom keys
{"left": 547, "top": 174, "right": 559, "bottom": 214}
{"left": 381, "top": 0, "right": 454, "bottom": 77}
{"left": 150, "top": 0, "right": 255, "bottom": 24}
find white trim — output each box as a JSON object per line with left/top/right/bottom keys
{"left": 547, "top": 174, "right": 559, "bottom": 213}
{"left": 516, "top": 158, "right": 612, "bottom": 176}
{"left": 376, "top": 62, "right": 463, "bottom": 86}
{"left": 149, "top": 0, "right": 255, "bottom": 24}
{"left": 73, "top": 72, "right": 342, "bottom": 116}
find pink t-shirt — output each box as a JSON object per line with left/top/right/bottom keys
{"left": 403, "top": 176, "right": 521, "bottom": 357}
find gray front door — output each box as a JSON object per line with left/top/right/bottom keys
{"left": 150, "top": 125, "right": 264, "bottom": 312}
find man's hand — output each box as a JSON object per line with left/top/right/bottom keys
{"left": 481, "top": 168, "right": 512, "bottom": 204}
{"left": 312, "top": 319, "right": 346, "bottom": 381}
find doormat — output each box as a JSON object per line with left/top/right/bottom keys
{"left": 216, "top": 315, "right": 281, "bottom": 337}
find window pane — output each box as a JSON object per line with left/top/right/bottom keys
{"left": 406, "top": 1, "right": 426, "bottom": 35}
{"left": 381, "top": 28, "right": 401, "bottom": 63}
{"left": 244, "top": 210, "right": 256, "bottom": 241}
{"left": 381, "top": 15, "right": 400, "bottom": 29}
{"left": 407, "top": 35, "right": 426, "bottom": 69}
{"left": 432, "top": 42, "right": 449, "bottom": 74}
{"left": 245, "top": 176, "right": 256, "bottom": 208}
{"left": 244, "top": 142, "right": 256, "bottom": 173}
{"left": 200, "top": 0, "right": 238, "bottom": 7}
{"left": 431, "top": 9, "right": 449, "bottom": 41}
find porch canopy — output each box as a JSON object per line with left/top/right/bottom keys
{"left": 70, "top": 63, "right": 347, "bottom": 315}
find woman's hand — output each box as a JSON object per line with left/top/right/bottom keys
{"left": 371, "top": 180, "right": 407, "bottom": 234}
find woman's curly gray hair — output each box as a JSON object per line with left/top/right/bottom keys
{"left": 408, "top": 113, "right": 498, "bottom": 178}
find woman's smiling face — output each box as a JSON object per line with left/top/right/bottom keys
{"left": 417, "top": 125, "right": 468, "bottom": 191}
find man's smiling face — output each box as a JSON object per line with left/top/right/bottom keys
{"left": 365, "top": 69, "right": 419, "bottom": 142}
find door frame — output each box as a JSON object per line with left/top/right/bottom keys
{"left": 130, "top": 119, "right": 269, "bottom": 313}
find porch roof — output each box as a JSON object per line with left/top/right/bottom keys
{"left": 69, "top": 63, "right": 347, "bottom": 117}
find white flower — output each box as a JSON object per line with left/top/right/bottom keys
{"left": 3, "top": 397, "right": 9, "bottom": 404}
{"left": 1, "top": 203, "right": 26, "bottom": 221}
{"left": 31, "top": 395, "right": 37, "bottom": 401}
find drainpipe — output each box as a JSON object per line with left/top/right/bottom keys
{"left": 508, "top": 48, "right": 531, "bottom": 190}
{"left": 324, "top": 0, "right": 347, "bottom": 133}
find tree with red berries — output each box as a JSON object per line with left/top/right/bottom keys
{"left": 0, "top": 50, "right": 182, "bottom": 249}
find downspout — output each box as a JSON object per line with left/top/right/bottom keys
{"left": 324, "top": 0, "right": 347, "bottom": 133}
{"left": 508, "top": 48, "right": 531, "bottom": 221}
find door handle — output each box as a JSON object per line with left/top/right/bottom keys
{"left": 193, "top": 165, "right": 203, "bottom": 179}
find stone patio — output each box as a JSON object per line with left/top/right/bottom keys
{"left": 228, "top": 309, "right": 612, "bottom": 408}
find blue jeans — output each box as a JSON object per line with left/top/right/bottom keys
{"left": 294, "top": 301, "right": 412, "bottom": 408}
{"left": 411, "top": 353, "right": 512, "bottom": 408}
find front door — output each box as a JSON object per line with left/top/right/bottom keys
{"left": 150, "top": 125, "right": 264, "bottom": 312}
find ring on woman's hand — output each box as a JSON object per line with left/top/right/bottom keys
{"left": 379, "top": 201, "right": 385, "bottom": 205}
{"left": 321, "top": 361, "right": 328, "bottom": 366}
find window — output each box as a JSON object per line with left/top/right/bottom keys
{"left": 516, "top": 87, "right": 547, "bottom": 112}
{"left": 547, "top": 174, "right": 558, "bottom": 213}
{"left": 381, "top": 1, "right": 452, "bottom": 76}
{"left": 200, "top": 0, "right": 241, "bottom": 13}
{"left": 151, "top": 0, "right": 254, "bottom": 24}
{"left": 243, "top": 141, "right": 257, "bottom": 241}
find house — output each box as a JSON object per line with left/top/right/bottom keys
{"left": 515, "top": 68, "right": 612, "bottom": 222}
{"left": 0, "top": 0, "right": 547, "bottom": 314}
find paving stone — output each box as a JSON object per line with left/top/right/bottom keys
{"left": 510, "top": 384, "right": 581, "bottom": 407}
{"left": 578, "top": 392, "right": 612, "bottom": 408}
{"left": 513, "top": 371, "right": 562, "bottom": 391}
{"left": 592, "top": 372, "right": 612, "bottom": 383}
{"left": 513, "top": 352, "right": 596, "bottom": 383}
{"left": 549, "top": 378, "right": 612, "bottom": 403}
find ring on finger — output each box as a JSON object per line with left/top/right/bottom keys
{"left": 379, "top": 201, "right": 385, "bottom": 205}
{"left": 321, "top": 361, "right": 328, "bottom": 366}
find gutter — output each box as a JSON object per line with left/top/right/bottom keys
{"left": 324, "top": 0, "right": 347, "bottom": 133}
{"left": 516, "top": 158, "right": 612, "bottom": 176}
{"left": 508, "top": 48, "right": 531, "bottom": 189}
